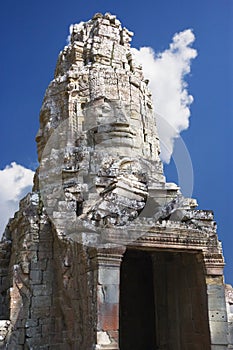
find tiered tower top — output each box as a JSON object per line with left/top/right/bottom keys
{"left": 36, "top": 13, "right": 163, "bottom": 179}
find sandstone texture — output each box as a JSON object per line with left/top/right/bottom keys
{"left": 0, "top": 12, "right": 232, "bottom": 349}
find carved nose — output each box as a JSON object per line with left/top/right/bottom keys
{"left": 116, "top": 111, "right": 128, "bottom": 123}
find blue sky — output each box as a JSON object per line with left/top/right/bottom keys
{"left": 0, "top": 0, "right": 232, "bottom": 284}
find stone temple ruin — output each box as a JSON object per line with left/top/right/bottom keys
{"left": 0, "top": 12, "right": 233, "bottom": 350}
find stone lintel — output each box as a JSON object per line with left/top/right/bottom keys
{"left": 134, "top": 228, "right": 221, "bottom": 252}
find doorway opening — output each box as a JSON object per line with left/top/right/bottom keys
{"left": 119, "top": 249, "right": 211, "bottom": 350}
{"left": 119, "top": 249, "right": 156, "bottom": 350}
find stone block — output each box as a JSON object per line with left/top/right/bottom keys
{"left": 26, "top": 325, "right": 42, "bottom": 338}
{"left": 209, "top": 320, "right": 228, "bottom": 344}
{"left": 42, "top": 271, "right": 52, "bottom": 282}
{"left": 97, "top": 284, "right": 119, "bottom": 303}
{"left": 42, "top": 322, "right": 52, "bottom": 334}
{"left": 207, "top": 285, "right": 226, "bottom": 311}
{"left": 30, "top": 270, "right": 42, "bottom": 284}
{"left": 49, "top": 345, "right": 63, "bottom": 350}
{"left": 32, "top": 284, "right": 52, "bottom": 296}
{"left": 15, "top": 329, "right": 26, "bottom": 345}
{"left": 98, "top": 303, "right": 118, "bottom": 326}
{"left": 30, "top": 259, "right": 48, "bottom": 271}
{"left": 98, "top": 313, "right": 119, "bottom": 331}
{"left": 25, "top": 336, "right": 47, "bottom": 348}
{"left": 98, "top": 268, "right": 120, "bottom": 285}
{"left": 32, "top": 296, "right": 52, "bottom": 308}
{"left": 209, "top": 310, "right": 227, "bottom": 322}
{"left": 228, "top": 320, "right": 233, "bottom": 344}
{"left": 97, "top": 331, "right": 111, "bottom": 345}
{"left": 38, "top": 242, "right": 52, "bottom": 253}
{"left": 7, "top": 346, "right": 23, "bottom": 350}
{"left": 25, "top": 318, "right": 39, "bottom": 328}
{"left": 31, "top": 307, "right": 51, "bottom": 319}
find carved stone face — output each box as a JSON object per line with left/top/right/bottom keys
{"left": 82, "top": 98, "right": 138, "bottom": 150}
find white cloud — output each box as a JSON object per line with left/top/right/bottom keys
{"left": 132, "top": 29, "right": 197, "bottom": 163}
{"left": 0, "top": 162, "right": 34, "bottom": 236}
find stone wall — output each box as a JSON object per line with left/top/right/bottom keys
{"left": 0, "top": 194, "right": 96, "bottom": 349}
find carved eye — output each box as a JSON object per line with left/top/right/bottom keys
{"left": 102, "top": 105, "right": 111, "bottom": 113}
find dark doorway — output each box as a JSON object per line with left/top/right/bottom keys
{"left": 119, "top": 250, "right": 211, "bottom": 350}
{"left": 119, "top": 249, "right": 156, "bottom": 350}
{"left": 152, "top": 251, "right": 211, "bottom": 350}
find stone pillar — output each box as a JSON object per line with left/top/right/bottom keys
{"left": 225, "top": 285, "right": 233, "bottom": 347}
{"left": 89, "top": 246, "right": 126, "bottom": 350}
{"left": 204, "top": 254, "right": 228, "bottom": 349}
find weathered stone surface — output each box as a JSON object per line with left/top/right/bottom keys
{"left": 0, "top": 12, "right": 232, "bottom": 349}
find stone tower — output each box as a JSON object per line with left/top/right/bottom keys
{"left": 0, "top": 13, "right": 232, "bottom": 349}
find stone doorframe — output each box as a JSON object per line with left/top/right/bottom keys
{"left": 88, "top": 243, "right": 228, "bottom": 350}
{"left": 89, "top": 246, "right": 126, "bottom": 350}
